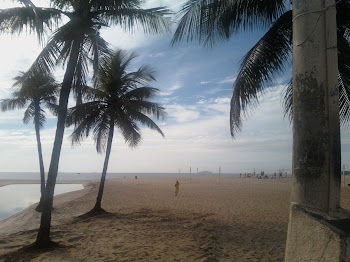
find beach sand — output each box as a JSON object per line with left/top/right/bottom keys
{"left": 0, "top": 176, "right": 350, "bottom": 261}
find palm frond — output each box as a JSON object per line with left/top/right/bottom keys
{"left": 219, "top": 0, "right": 286, "bottom": 36}
{"left": 230, "top": 10, "right": 292, "bottom": 137}
{"left": 100, "top": 7, "right": 171, "bottom": 34}
{"left": 172, "top": 0, "right": 287, "bottom": 46}
{"left": 95, "top": 49, "right": 133, "bottom": 89}
{"left": 124, "top": 65, "right": 157, "bottom": 87}
{"left": 127, "top": 99, "right": 166, "bottom": 120}
{"left": 20, "top": 37, "right": 61, "bottom": 79}
{"left": 15, "top": 0, "right": 36, "bottom": 7}
{"left": 5, "top": 70, "right": 59, "bottom": 128}
{"left": 0, "top": 6, "right": 63, "bottom": 40}
{"left": 23, "top": 101, "right": 35, "bottom": 124}
{"left": 124, "top": 87, "right": 159, "bottom": 100}
{"left": 70, "top": 49, "right": 165, "bottom": 152}
{"left": 115, "top": 114, "right": 142, "bottom": 148}
{"left": 337, "top": 0, "right": 350, "bottom": 34}
{"left": 46, "top": 102, "right": 59, "bottom": 116}
{"left": 12, "top": 69, "right": 59, "bottom": 101}
{"left": 88, "top": 32, "right": 113, "bottom": 79}
{"left": 94, "top": 113, "right": 111, "bottom": 153}
{"left": 282, "top": 79, "right": 292, "bottom": 122}
{"left": 127, "top": 110, "right": 165, "bottom": 137}
{"left": 1, "top": 97, "right": 27, "bottom": 111}
{"left": 37, "top": 108, "right": 46, "bottom": 128}
{"left": 66, "top": 101, "right": 104, "bottom": 127}
{"left": 68, "top": 101, "right": 108, "bottom": 152}
{"left": 338, "top": 31, "right": 350, "bottom": 129}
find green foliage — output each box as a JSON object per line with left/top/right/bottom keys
{"left": 66, "top": 50, "right": 166, "bottom": 153}
{"left": 0, "top": 70, "right": 59, "bottom": 128}
{"left": 0, "top": 0, "right": 171, "bottom": 105}
{"left": 173, "top": 0, "right": 350, "bottom": 137}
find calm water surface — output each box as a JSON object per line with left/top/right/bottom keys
{"left": 0, "top": 184, "right": 83, "bottom": 221}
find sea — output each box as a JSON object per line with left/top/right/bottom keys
{"left": 0, "top": 183, "right": 84, "bottom": 221}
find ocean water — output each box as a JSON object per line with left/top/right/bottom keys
{"left": 0, "top": 184, "right": 83, "bottom": 221}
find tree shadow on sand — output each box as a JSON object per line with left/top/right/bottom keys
{"left": 0, "top": 209, "right": 113, "bottom": 262}
{"left": 0, "top": 241, "right": 65, "bottom": 262}
{"left": 1, "top": 209, "right": 265, "bottom": 261}
{"left": 77, "top": 207, "right": 110, "bottom": 219}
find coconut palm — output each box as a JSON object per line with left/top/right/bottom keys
{"left": 0, "top": 0, "right": 170, "bottom": 246}
{"left": 172, "top": 0, "right": 350, "bottom": 136}
{"left": 0, "top": 70, "right": 58, "bottom": 212}
{"left": 66, "top": 50, "right": 165, "bottom": 215}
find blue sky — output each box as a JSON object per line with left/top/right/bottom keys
{"left": 0, "top": 0, "right": 348, "bottom": 174}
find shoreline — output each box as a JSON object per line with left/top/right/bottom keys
{"left": 0, "top": 179, "right": 92, "bottom": 187}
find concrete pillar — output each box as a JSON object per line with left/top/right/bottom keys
{"left": 292, "top": 0, "right": 340, "bottom": 213}
{"left": 285, "top": 1, "right": 350, "bottom": 261}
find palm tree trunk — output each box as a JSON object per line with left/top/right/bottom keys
{"left": 35, "top": 40, "right": 81, "bottom": 247}
{"left": 34, "top": 102, "right": 45, "bottom": 212}
{"left": 92, "top": 119, "right": 114, "bottom": 212}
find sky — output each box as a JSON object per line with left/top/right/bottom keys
{"left": 0, "top": 0, "right": 349, "bottom": 174}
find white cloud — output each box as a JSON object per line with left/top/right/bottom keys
{"left": 143, "top": 0, "right": 188, "bottom": 11}
{"left": 159, "top": 91, "right": 174, "bottom": 96}
{"left": 169, "top": 83, "right": 182, "bottom": 91}
{"left": 0, "top": 111, "right": 24, "bottom": 123}
{"left": 159, "top": 83, "right": 182, "bottom": 96}
{"left": 204, "top": 88, "right": 232, "bottom": 95}
{"left": 166, "top": 104, "right": 200, "bottom": 123}
{"left": 213, "top": 97, "right": 230, "bottom": 104}
{"left": 149, "top": 52, "right": 166, "bottom": 58}
{"left": 219, "top": 76, "right": 236, "bottom": 84}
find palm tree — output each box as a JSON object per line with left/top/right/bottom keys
{"left": 0, "top": 70, "right": 58, "bottom": 212}
{"left": 66, "top": 50, "right": 165, "bottom": 215}
{"left": 172, "top": 0, "right": 350, "bottom": 137}
{"left": 0, "top": 0, "right": 170, "bottom": 247}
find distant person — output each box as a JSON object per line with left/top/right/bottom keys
{"left": 175, "top": 181, "right": 180, "bottom": 196}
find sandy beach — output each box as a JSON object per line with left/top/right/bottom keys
{"left": 0, "top": 176, "right": 350, "bottom": 261}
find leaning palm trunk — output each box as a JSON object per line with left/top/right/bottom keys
{"left": 90, "top": 119, "right": 114, "bottom": 214}
{"left": 34, "top": 104, "right": 45, "bottom": 212}
{"left": 35, "top": 41, "right": 81, "bottom": 247}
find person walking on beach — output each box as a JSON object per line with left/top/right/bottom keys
{"left": 175, "top": 181, "right": 180, "bottom": 196}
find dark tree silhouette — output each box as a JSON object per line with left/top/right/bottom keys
{"left": 0, "top": 70, "right": 58, "bottom": 212}
{"left": 172, "top": 0, "right": 350, "bottom": 136}
{"left": 66, "top": 50, "right": 165, "bottom": 215}
{"left": 0, "top": 0, "right": 170, "bottom": 247}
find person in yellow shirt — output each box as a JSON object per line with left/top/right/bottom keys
{"left": 175, "top": 181, "right": 180, "bottom": 196}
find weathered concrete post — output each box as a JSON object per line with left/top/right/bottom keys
{"left": 292, "top": 0, "right": 340, "bottom": 213}
{"left": 285, "top": 0, "right": 350, "bottom": 261}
